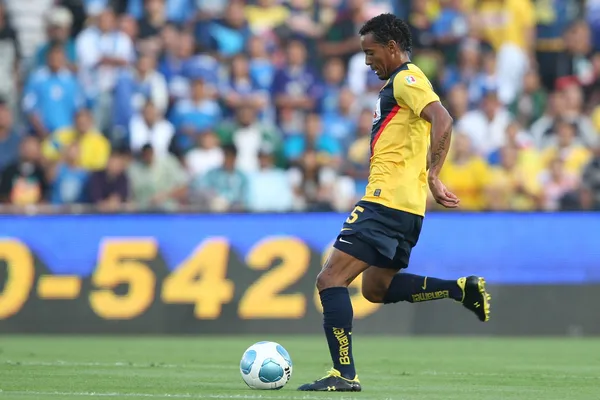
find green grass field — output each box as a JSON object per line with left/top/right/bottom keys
{"left": 0, "top": 336, "right": 599, "bottom": 400}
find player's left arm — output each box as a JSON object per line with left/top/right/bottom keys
{"left": 393, "top": 71, "right": 459, "bottom": 208}
{"left": 421, "top": 101, "right": 460, "bottom": 208}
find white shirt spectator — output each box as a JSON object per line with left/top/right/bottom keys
{"left": 76, "top": 26, "right": 135, "bottom": 96}
{"left": 457, "top": 108, "right": 511, "bottom": 157}
{"left": 129, "top": 114, "right": 174, "bottom": 157}
{"left": 5, "top": 0, "right": 53, "bottom": 59}
{"left": 247, "top": 167, "right": 294, "bottom": 212}
{"left": 232, "top": 125, "right": 264, "bottom": 173}
{"left": 186, "top": 147, "right": 224, "bottom": 178}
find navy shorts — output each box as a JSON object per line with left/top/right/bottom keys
{"left": 333, "top": 200, "right": 423, "bottom": 269}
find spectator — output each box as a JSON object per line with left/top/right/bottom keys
{"left": 556, "top": 20, "right": 594, "bottom": 89}
{"left": 0, "top": 100, "right": 21, "bottom": 171}
{"left": 196, "top": 0, "right": 229, "bottom": 21}
{"left": 509, "top": 69, "right": 548, "bottom": 128}
{"left": 487, "top": 120, "right": 537, "bottom": 168}
{"left": 247, "top": 35, "right": 275, "bottom": 93}
{"left": 185, "top": 129, "right": 224, "bottom": 178}
{"left": 432, "top": 0, "right": 468, "bottom": 65}
{"left": 457, "top": 87, "right": 511, "bottom": 157}
{"left": 33, "top": 6, "right": 76, "bottom": 73}
{"left": 23, "top": 43, "right": 83, "bottom": 138}
{"left": 220, "top": 53, "right": 268, "bottom": 118}
{"left": 438, "top": 133, "right": 490, "bottom": 211}
{"left": 272, "top": 39, "right": 321, "bottom": 124}
{"left": 129, "top": 101, "right": 175, "bottom": 157}
{"left": 288, "top": 148, "right": 338, "bottom": 211}
{"left": 167, "top": 32, "right": 220, "bottom": 99}
{"left": 244, "top": 0, "right": 289, "bottom": 37}
{"left": 321, "top": 87, "right": 358, "bottom": 149}
{"left": 86, "top": 149, "right": 130, "bottom": 212}
{"left": 4, "top": 0, "right": 54, "bottom": 60}
{"left": 0, "top": 136, "right": 49, "bottom": 206}
{"left": 170, "top": 78, "right": 221, "bottom": 153}
{"left": 76, "top": 7, "right": 135, "bottom": 133}
{"left": 195, "top": 0, "right": 251, "bottom": 58}
{"left": 344, "top": 108, "right": 374, "bottom": 197}
{"left": 580, "top": 146, "right": 600, "bottom": 210}
{"left": 128, "top": 143, "right": 188, "bottom": 211}
{"left": 127, "top": 0, "right": 195, "bottom": 25}
{"left": 0, "top": 4, "right": 20, "bottom": 111}
{"left": 191, "top": 144, "right": 248, "bottom": 212}
{"left": 137, "top": 0, "right": 168, "bottom": 40}
{"left": 284, "top": 112, "right": 341, "bottom": 167}
{"left": 49, "top": 142, "right": 89, "bottom": 205}
{"left": 217, "top": 105, "right": 282, "bottom": 173}
{"left": 319, "top": 57, "right": 346, "bottom": 115}
{"left": 539, "top": 157, "right": 579, "bottom": 211}
{"left": 42, "top": 108, "right": 111, "bottom": 171}
{"left": 541, "top": 120, "right": 592, "bottom": 176}
{"left": 476, "top": 0, "right": 535, "bottom": 104}
{"left": 319, "top": 0, "right": 365, "bottom": 65}
{"left": 112, "top": 52, "right": 169, "bottom": 134}
{"left": 486, "top": 145, "right": 541, "bottom": 211}
{"left": 532, "top": 79, "right": 597, "bottom": 149}
{"left": 537, "top": 0, "right": 580, "bottom": 90}
{"left": 246, "top": 144, "right": 294, "bottom": 212}
{"left": 446, "top": 83, "right": 469, "bottom": 121}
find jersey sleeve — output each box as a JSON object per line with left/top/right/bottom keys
{"left": 393, "top": 71, "right": 440, "bottom": 117}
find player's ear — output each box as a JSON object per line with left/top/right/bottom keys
{"left": 387, "top": 40, "right": 397, "bottom": 52}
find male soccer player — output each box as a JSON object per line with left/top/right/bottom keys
{"left": 298, "top": 14, "right": 491, "bottom": 392}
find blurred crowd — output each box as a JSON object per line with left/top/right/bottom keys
{"left": 0, "top": 0, "right": 599, "bottom": 213}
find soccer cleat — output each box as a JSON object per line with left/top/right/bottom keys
{"left": 297, "top": 369, "right": 361, "bottom": 392}
{"left": 457, "top": 276, "right": 491, "bottom": 322}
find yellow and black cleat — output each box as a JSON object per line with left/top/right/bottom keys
{"left": 297, "top": 369, "right": 361, "bottom": 392}
{"left": 457, "top": 276, "right": 491, "bottom": 322}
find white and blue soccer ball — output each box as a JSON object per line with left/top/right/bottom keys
{"left": 240, "top": 341, "right": 293, "bottom": 390}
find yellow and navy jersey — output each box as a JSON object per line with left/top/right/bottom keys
{"left": 363, "top": 62, "right": 440, "bottom": 217}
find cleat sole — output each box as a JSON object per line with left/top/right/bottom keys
{"left": 477, "top": 277, "right": 491, "bottom": 322}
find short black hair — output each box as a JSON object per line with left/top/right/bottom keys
{"left": 359, "top": 13, "right": 412, "bottom": 54}
{"left": 222, "top": 144, "right": 238, "bottom": 157}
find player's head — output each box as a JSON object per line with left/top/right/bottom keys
{"left": 359, "top": 13, "right": 412, "bottom": 80}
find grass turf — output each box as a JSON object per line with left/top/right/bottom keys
{"left": 0, "top": 336, "right": 599, "bottom": 400}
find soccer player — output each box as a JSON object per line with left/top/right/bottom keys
{"left": 298, "top": 14, "right": 491, "bottom": 392}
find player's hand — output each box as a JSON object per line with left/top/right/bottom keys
{"left": 428, "top": 176, "right": 460, "bottom": 208}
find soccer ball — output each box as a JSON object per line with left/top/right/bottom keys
{"left": 239, "top": 341, "right": 293, "bottom": 390}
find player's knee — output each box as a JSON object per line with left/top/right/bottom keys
{"left": 361, "top": 285, "right": 385, "bottom": 303}
{"left": 316, "top": 269, "right": 339, "bottom": 292}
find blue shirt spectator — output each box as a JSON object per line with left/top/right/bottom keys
{"left": 23, "top": 45, "right": 83, "bottom": 136}
{"left": 271, "top": 40, "right": 322, "bottom": 116}
{"left": 170, "top": 78, "right": 221, "bottom": 152}
{"left": 192, "top": 144, "right": 248, "bottom": 211}
{"left": 195, "top": 1, "right": 250, "bottom": 57}
{"left": 247, "top": 36, "right": 275, "bottom": 92}
{"left": 0, "top": 102, "right": 20, "bottom": 171}
{"left": 51, "top": 162, "right": 89, "bottom": 205}
{"left": 127, "top": 0, "right": 195, "bottom": 24}
{"left": 159, "top": 32, "right": 220, "bottom": 100}
{"left": 112, "top": 54, "right": 169, "bottom": 131}
{"left": 284, "top": 113, "right": 341, "bottom": 163}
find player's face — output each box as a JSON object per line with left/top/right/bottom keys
{"left": 360, "top": 33, "right": 396, "bottom": 80}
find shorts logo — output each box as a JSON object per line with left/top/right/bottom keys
{"left": 405, "top": 75, "right": 417, "bottom": 84}
{"left": 373, "top": 98, "right": 381, "bottom": 123}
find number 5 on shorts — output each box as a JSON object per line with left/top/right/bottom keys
{"left": 346, "top": 206, "right": 364, "bottom": 224}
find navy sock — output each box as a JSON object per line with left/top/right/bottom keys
{"left": 319, "top": 287, "right": 356, "bottom": 380}
{"left": 383, "top": 273, "right": 462, "bottom": 303}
